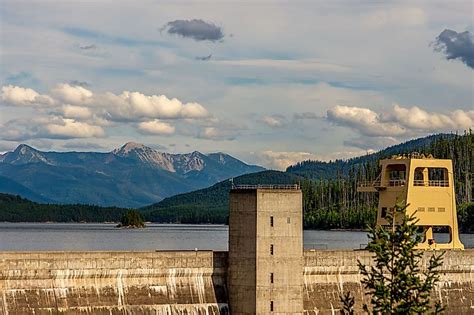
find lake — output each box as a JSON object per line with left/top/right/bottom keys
{"left": 0, "top": 223, "right": 472, "bottom": 251}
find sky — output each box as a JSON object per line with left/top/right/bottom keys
{"left": 0, "top": 0, "right": 473, "bottom": 169}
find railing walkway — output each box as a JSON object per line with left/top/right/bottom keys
{"left": 232, "top": 184, "right": 300, "bottom": 190}
{"left": 358, "top": 179, "right": 449, "bottom": 188}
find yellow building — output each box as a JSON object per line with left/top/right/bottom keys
{"left": 358, "top": 153, "right": 464, "bottom": 250}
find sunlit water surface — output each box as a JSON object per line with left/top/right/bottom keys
{"left": 0, "top": 223, "right": 472, "bottom": 251}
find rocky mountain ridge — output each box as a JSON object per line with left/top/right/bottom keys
{"left": 0, "top": 142, "right": 264, "bottom": 207}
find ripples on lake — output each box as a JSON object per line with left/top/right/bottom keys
{"left": 0, "top": 223, "right": 472, "bottom": 251}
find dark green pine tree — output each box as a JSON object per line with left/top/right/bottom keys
{"left": 118, "top": 210, "right": 145, "bottom": 228}
{"left": 341, "top": 202, "right": 445, "bottom": 314}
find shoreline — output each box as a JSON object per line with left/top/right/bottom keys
{"left": 1, "top": 222, "right": 472, "bottom": 234}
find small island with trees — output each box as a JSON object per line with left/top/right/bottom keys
{"left": 116, "top": 210, "right": 145, "bottom": 228}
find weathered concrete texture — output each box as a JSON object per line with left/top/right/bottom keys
{"left": 0, "top": 251, "right": 229, "bottom": 315}
{"left": 229, "top": 189, "right": 303, "bottom": 314}
{"left": 303, "top": 249, "right": 474, "bottom": 315}
{"left": 1, "top": 249, "right": 473, "bottom": 314}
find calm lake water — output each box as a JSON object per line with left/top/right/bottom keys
{"left": 0, "top": 223, "right": 473, "bottom": 251}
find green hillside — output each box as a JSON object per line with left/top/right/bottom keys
{"left": 141, "top": 171, "right": 301, "bottom": 223}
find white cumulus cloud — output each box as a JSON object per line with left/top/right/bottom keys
{"left": 256, "top": 149, "right": 367, "bottom": 170}
{"left": 327, "top": 104, "right": 474, "bottom": 138}
{"left": 1, "top": 85, "right": 54, "bottom": 106}
{"left": 391, "top": 105, "right": 474, "bottom": 131}
{"left": 327, "top": 105, "right": 406, "bottom": 137}
{"left": 98, "top": 91, "right": 209, "bottom": 121}
{"left": 0, "top": 83, "right": 215, "bottom": 141}
{"left": 62, "top": 105, "right": 92, "bottom": 119}
{"left": 137, "top": 120, "right": 175, "bottom": 135}
{"left": 45, "top": 118, "right": 105, "bottom": 139}
{"left": 52, "top": 83, "right": 93, "bottom": 105}
{"left": 261, "top": 115, "right": 286, "bottom": 128}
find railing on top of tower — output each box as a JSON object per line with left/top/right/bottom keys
{"left": 390, "top": 152, "right": 434, "bottom": 160}
{"left": 358, "top": 152, "right": 451, "bottom": 189}
{"left": 231, "top": 183, "right": 301, "bottom": 190}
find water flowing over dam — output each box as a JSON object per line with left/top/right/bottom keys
{"left": 1, "top": 250, "right": 473, "bottom": 314}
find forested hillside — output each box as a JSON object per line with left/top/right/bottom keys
{"left": 141, "top": 171, "right": 300, "bottom": 223}
{"left": 144, "top": 131, "right": 473, "bottom": 231}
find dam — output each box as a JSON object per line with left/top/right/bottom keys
{"left": 1, "top": 186, "right": 473, "bottom": 314}
{"left": 1, "top": 250, "right": 473, "bottom": 314}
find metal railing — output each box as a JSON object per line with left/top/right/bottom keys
{"left": 387, "top": 179, "right": 406, "bottom": 187}
{"left": 359, "top": 179, "right": 449, "bottom": 188}
{"left": 413, "top": 180, "right": 449, "bottom": 187}
{"left": 232, "top": 184, "right": 300, "bottom": 190}
{"left": 358, "top": 180, "right": 406, "bottom": 188}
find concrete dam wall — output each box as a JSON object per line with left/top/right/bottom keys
{"left": 0, "top": 251, "right": 229, "bottom": 315}
{"left": 1, "top": 250, "right": 473, "bottom": 314}
{"left": 303, "top": 250, "right": 474, "bottom": 314}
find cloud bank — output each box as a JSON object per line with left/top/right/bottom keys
{"left": 0, "top": 83, "right": 214, "bottom": 141}
{"left": 327, "top": 104, "right": 474, "bottom": 138}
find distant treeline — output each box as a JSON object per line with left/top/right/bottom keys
{"left": 0, "top": 194, "right": 129, "bottom": 222}
{"left": 0, "top": 132, "right": 472, "bottom": 232}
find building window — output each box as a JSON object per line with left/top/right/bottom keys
{"left": 270, "top": 272, "right": 274, "bottom": 284}
{"left": 287, "top": 217, "right": 291, "bottom": 224}
{"left": 438, "top": 207, "right": 446, "bottom": 212}
{"left": 381, "top": 207, "right": 387, "bottom": 218}
{"left": 417, "top": 207, "right": 425, "bottom": 212}
{"left": 270, "top": 216, "right": 274, "bottom": 227}
{"left": 428, "top": 207, "right": 435, "bottom": 212}
{"left": 270, "top": 244, "right": 274, "bottom": 255}
{"left": 270, "top": 301, "right": 274, "bottom": 312}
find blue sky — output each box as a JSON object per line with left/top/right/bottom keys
{"left": 0, "top": 0, "right": 472, "bottom": 169}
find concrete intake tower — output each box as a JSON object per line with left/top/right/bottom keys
{"left": 228, "top": 185, "right": 303, "bottom": 314}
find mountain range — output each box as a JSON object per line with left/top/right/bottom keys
{"left": 0, "top": 142, "right": 264, "bottom": 207}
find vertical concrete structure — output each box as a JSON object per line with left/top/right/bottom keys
{"left": 228, "top": 185, "right": 303, "bottom": 314}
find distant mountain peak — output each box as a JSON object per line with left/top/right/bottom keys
{"left": 15, "top": 144, "right": 36, "bottom": 153}
{"left": 113, "top": 142, "right": 150, "bottom": 155}
{"left": 6, "top": 144, "right": 51, "bottom": 165}
{"left": 113, "top": 142, "right": 175, "bottom": 172}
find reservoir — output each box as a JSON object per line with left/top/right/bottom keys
{"left": 1, "top": 222, "right": 473, "bottom": 251}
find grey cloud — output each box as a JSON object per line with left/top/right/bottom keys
{"left": 162, "top": 19, "right": 224, "bottom": 42}
{"left": 196, "top": 127, "right": 239, "bottom": 141}
{"left": 149, "top": 144, "right": 168, "bottom": 151}
{"left": 343, "top": 136, "right": 399, "bottom": 151}
{"left": 61, "top": 142, "right": 108, "bottom": 151}
{"left": 79, "top": 44, "right": 97, "bottom": 50}
{"left": 69, "top": 80, "right": 90, "bottom": 87}
{"left": 293, "top": 112, "right": 323, "bottom": 120}
{"left": 195, "top": 54, "right": 212, "bottom": 61}
{"left": 433, "top": 29, "right": 474, "bottom": 69}
{"left": 0, "top": 119, "right": 43, "bottom": 141}
{"left": 0, "top": 141, "right": 17, "bottom": 152}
